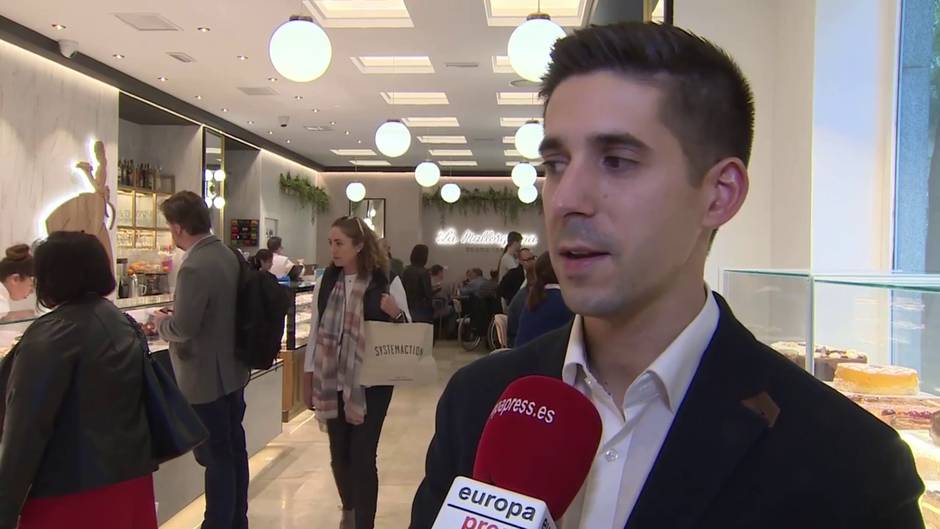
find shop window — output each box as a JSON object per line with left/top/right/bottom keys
{"left": 895, "top": 0, "right": 940, "bottom": 272}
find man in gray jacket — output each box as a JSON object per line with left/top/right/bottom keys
{"left": 153, "top": 191, "right": 250, "bottom": 529}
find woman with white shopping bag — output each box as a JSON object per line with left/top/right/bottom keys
{"left": 302, "top": 216, "right": 407, "bottom": 529}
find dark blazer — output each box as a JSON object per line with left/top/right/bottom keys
{"left": 0, "top": 297, "right": 155, "bottom": 529}
{"left": 410, "top": 293, "right": 924, "bottom": 529}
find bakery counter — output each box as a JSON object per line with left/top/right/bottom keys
{"left": 722, "top": 270, "right": 940, "bottom": 528}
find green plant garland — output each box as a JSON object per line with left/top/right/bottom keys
{"left": 422, "top": 186, "right": 541, "bottom": 224}
{"left": 278, "top": 171, "right": 331, "bottom": 219}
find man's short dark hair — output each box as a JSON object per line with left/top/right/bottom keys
{"left": 160, "top": 191, "right": 211, "bottom": 236}
{"left": 34, "top": 231, "right": 116, "bottom": 309}
{"left": 430, "top": 264, "right": 444, "bottom": 276}
{"left": 267, "top": 236, "right": 283, "bottom": 252}
{"left": 541, "top": 22, "right": 755, "bottom": 181}
{"left": 410, "top": 244, "right": 429, "bottom": 267}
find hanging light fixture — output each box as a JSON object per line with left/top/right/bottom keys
{"left": 514, "top": 120, "right": 544, "bottom": 160}
{"left": 441, "top": 183, "right": 461, "bottom": 204}
{"left": 414, "top": 161, "right": 441, "bottom": 188}
{"left": 346, "top": 182, "right": 366, "bottom": 202}
{"left": 204, "top": 195, "right": 213, "bottom": 208}
{"left": 269, "top": 15, "right": 332, "bottom": 82}
{"left": 213, "top": 196, "right": 227, "bottom": 209}
{"left": 518, "top": 185, "right": 538, "bottom": 204}
{"left": 213, "top": 169, "right": 227, "bottom": 182}
{"left": 511, "top": 162, "right": 538, "bottom": 188}
{"left": 507, "top": 1, "right": 565, "bottom": 83}
{"left": 204, "top": 169, "right": 214, "bottom": 183}
{"left": 375, "top": 119, "right": 411, "bottom": 158}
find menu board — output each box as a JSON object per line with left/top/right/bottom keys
{"left": 230, "top": 219, "right": 259, "bottom": 247}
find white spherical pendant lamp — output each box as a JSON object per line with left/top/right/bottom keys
{"left": 440, "top": 183, "right": 461, "bottom": 204}
{"left": 518, "top": 185, "right": 538, "bottom": 204}
{"left": 507, "top": 14, "right": 565, "bottom": 83}
{"left": 375, "top": 120, "right": 411, "bottom": 158}
{"left": 212, "top": 196, "right": 227, "bottom": 209}
{"left": 213, "top": 169, "right": 226, "bottom": 182}
{"left": 269, "top": 16, "right": 332, "bottom": 83}
{"left": 511, "top": 162, "right": 538, "bottom": 188}
{"left": 514, "top": 120, "right": 544, "bottom": 160}
{"left": 415, "top": 161, "right": 441, "bottom": 188}
{"left": 346, "top": 182, "right": 366, "bottom": 203}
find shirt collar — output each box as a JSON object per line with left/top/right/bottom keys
{"left": 562, "top": 289, "right": 720, "bottom": 412}
{"left": 182, "top": 234, "right": 215, "bottom": 261}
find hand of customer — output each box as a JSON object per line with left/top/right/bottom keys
{"left": 380, "top": 294, "right": 401, "bottom": 319}
{"left": 151, "top": 309, "right": 171, "bottom": 328}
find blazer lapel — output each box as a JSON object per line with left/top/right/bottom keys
{"left": 625, "top": 295, "right": 776, "bottom": 529}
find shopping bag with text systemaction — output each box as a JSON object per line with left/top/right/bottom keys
{"left": 360, "top": 321, "right": 436, "bottom": 386}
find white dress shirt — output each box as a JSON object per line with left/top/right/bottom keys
{"left": 270, "top": 253, "right": 295, "bottom": 279}
{"left": 558, "top": 292, "right": 719, "bottom": 529}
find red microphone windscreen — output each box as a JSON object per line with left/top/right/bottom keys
{"left": 472, "top": 375, "right": 602, "bottom": 521}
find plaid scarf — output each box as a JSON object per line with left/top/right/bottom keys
{"left": 312, "top": 273, "right": 370, "bottom": 425}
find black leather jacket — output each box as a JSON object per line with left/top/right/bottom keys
{"left": 0, "top": 296, "right": 154, "bottom": 528}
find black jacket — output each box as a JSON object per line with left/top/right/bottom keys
{"left": 410, "top": 293, "right": 924, "bottom": 529}
{"left": 0, "top": 296, "right": 154, "bottom": 529}
{"left": 318, "top": 266, "right": 393, "bottom": 325}
{"left": 400, "top": 265, "right": 433, "bottom": 320}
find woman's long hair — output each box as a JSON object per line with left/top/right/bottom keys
{"left": 527, "top": 252, "right": 559, "bottom": 310}
{"left": 332, "top": 216, "right": 388, "bottom": 278}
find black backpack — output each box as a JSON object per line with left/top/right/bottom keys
{"left": 230, "top": 248, "right": 292, "bottom": 369}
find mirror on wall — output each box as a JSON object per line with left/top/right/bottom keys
{"left": 203, "top": 129, "right": 225, "bottom": 233}
{"left": 349, "top": 198, "right": 386, "bottom": 239}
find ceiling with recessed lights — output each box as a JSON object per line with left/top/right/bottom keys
{"left": 0, "top": 0, "right": 643, "bottom": 171}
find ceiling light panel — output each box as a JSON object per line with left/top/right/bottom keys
{"left": 114, "top": 13, "right": 182, "bottom": 31}
{"left": 331, "top": 149, "right": 377, "bottom": 156}
{"left": 504, "top": 149, "right": 522, "bottom": 157}
{"left": 350, "top": 160, "right": 392, "bottom": 166}
{"left": 503, "top": 136, "right": 515, "bottom": 144}
{"left": 484, "top": 0, "right": 587, "bottom": 26}
{"left": 439, "top": 161, "right": 478, "bottom": 167}
{"left": 492, "top": 55, "right": 514, "bottom": 74}
{"left": 351, "top": 56, "right": 434, "bottom": 74}
{"left": 497, "top": 92, "right": 542, "bottom": 105}
{"left": 506, "top": 160, "right": 543, "bottom": 167}
{"left": 430, "top": 149, "right": 474, "bottom": 156}
{"left": 418, "top": 135, "right": 467, "bottom": 144}
{"left": 380, "top": 92, "right": 449, "bottom": 105}
{"left": 305, "top": 0, "right": 414, "bottom": 28}
{"left": 500, "top": 117, "right": 542, "bottom": 127}
{"left": 402, "top": 117, "right": 460, "bottom": 128}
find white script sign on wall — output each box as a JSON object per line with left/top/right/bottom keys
{"left": 435, "top": 228, "right": 539, "bottom": 247}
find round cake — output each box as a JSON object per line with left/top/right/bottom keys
{"left": 833, "top": 363, "right": 920, "bottom": 396}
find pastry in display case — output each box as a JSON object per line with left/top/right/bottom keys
{"left": 723, "top": 270, "right": 940, "bottom": 527}
{"left": 283, "top": 282, "right": 314, "bottom": 351}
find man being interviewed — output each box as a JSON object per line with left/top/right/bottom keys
{"left": 410, "top": 22, "right": 923, "bottom": 529}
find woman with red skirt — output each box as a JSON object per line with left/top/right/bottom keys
{"left": 0, "top": 232, "right": 157, "bottom": 529}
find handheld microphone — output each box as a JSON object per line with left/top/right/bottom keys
{"left": 431, "top": 376, "right": 602, "bottom": 529}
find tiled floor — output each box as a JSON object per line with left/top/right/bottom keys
{"left": 161, "top": 341, "right": 482, "bottom": 529}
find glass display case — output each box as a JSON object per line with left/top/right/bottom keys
{"left": 723, "top": 270, "right": 940, "bottom": 526}
{"left": 0, "top": 296, "right": 174, "bottom": 363}
{"left": 283, "top": 282, "right": 315, "bottom": 351}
